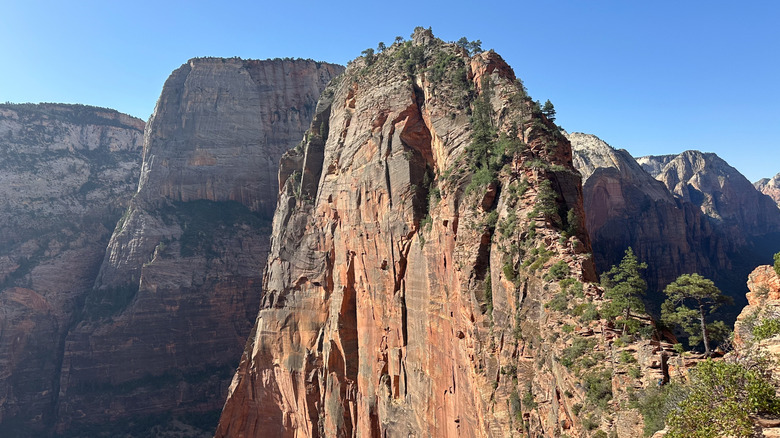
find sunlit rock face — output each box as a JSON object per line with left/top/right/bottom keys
{"left": 53, "top": 58, "right": 343, "bottom": 436}
{"left": 755, "top": 172, "right": 780, "bottom": 209}
{"left": 0, "top": 103, "right": 144, "bottom": 436}
{"left": 217, "top": 30, "right": 611, "bottom": 438}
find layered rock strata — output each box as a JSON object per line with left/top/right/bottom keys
{"left": 216, "top": 30, "right": 639, "bottom": 438}
{"left": 54, "top": 58, "right": 343, "bottom": 436}
{"left": 0, "top": 103, "right": 144, "bottom": 435}
{"left": 636, "top": 151, "right": 780, "bottom": 310}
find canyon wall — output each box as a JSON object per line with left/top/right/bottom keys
{"left": 54, "top": 58, "right": 343, "bottom": 436}
{"left": 755, "top": 173, "right": 780, "bottom": 209}
{"left": 0, "top": 103, "right": 144, "bottom": 435}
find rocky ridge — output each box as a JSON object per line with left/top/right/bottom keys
{"left": 216, "top": 29, "right": 651, "bottom": 438}
{"left": 0, "top": 103, "right": 144, "bottom": 435}
{"left": 53, "top": 58, "right": 343, "bottom": 436}
{"left": 637, "top": 151, "right": 780, "bottom": 240}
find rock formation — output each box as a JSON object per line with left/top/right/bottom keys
{"left": 635, "top": 151, "right": 780, "bottom": 312}
{"left": 0, "top": 103, "right": 144, "bottom": 435}
{"left": 637, "top": 151, "right": 780, "bottom": 241}
{"left": 569, "top": 133, "right": 730, "bottom": 310}
{"left": 53, "top": 58, "right": 343, "bottom": 436}
{"left": 755, "top": 172, "right": 780, "bottom": 209}
{"left": 216, "top": 29, "right": 645, "bottom": 438}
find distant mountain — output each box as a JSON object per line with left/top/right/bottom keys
{"left": 638, "top": 151, "right": 780, "bottom": 240}
{"left": 755, "top": 172, "right": 780, "bottom": 209}
{"left": 569, "top": 133, "right": 731, "bottom": 312}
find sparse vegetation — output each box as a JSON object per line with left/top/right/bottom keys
{"left": 752, "top": 317, "right": 780, "bottom": 342}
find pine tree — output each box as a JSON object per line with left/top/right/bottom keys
{"left": 541, "top": 100, "right": 556, "bottom": 122}
{"left": 661, "top": 273, "right": 732, "bottom": 356}
{"left": 601, "top": 247, "right": 647, "bottom": 334}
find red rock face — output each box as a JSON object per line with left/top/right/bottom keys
{"left": 734, "top": 265, "right": 780, "bottom": 352}
{"left": 52, "top": 59, "right": 343, "bottom": 435}
{"left": 217, "top": 30, "right": 600, "bottom": 438}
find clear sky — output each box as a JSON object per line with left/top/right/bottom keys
{"left": 1, "top": 0, "right": 777, "bottom": 182}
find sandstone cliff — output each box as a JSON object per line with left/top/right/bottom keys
{"left": 755, "top": 173, "right": 780, "bottom": 209}
{"left": 0, "top": 103, "right": 144, "bottom": 435}
{"left": 569, "top": 133, "right": 731, "bottom": 312}
{"left": 217, "top": 29, "right": 647, "bottom": 438}
{"left": 54, "top": 58, "right": 343, "bottom": 436}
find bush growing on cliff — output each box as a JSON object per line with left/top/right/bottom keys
{"left": 752, "top": 317, "right": 780, "bottom": 341}
{"left": 775, "top": 251, "right": 780, "bottom": 276}
{"left": 664, "top": 359, "right": 780, "bottom": 438}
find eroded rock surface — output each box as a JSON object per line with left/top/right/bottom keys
{"left": 0, "top": 103, "right": 144, "bottom": 435}
{"left": 215, "top": 30, "right": 644, "bottom": 438}
{"left": 54, "top": 58, "right": 343, "bottom": 436}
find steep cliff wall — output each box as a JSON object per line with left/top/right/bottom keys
{"left": 0, "top": 104, "right": 144, "bottom": 435}
{"left": 55, "top": 59, "right": 343, "bottom": 436}
{"left": 570, "top": 133, "right": 731, "bottom": 312}
{"left": 755, "top": 173, "right": 780, "bottom": 209}
{"left": 216, "top": 30, "right": 647, "bottom": 438}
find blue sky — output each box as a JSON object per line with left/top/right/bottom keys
{"left": 1, "top": 1, "right": 778, "bottom": 182}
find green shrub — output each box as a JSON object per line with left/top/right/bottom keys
{"left": 620, "top": 351, "right": 636, "bottom": 364}
{"left": 580, "top": 303, "right": 600, "bottom": 322}
{"left": 582, "top": 414, "right": 600, "bottom": 430}
{"left": 522, "top": 386, "right": 537, "bottom": 409}
{"left": 545, "top": 292, "right": 569, "bottom": 313}
{"left": 584, "top": 370, "right": 613, "bottom": 408}
{"left": 544, "top": 260, "right": 570, "bottom": 281}
{"left": 509, "top": 390, "right": 522, "bottom": 422}
{"left": 775, "top": 252, "right": 780, "bottom": 277}
{"left": 752, "top": 317, "right": 780, "bottom": 342}
{"left": 665, "top": 359, "right": 780, "bottom": 438}
{"left": 629, "top": 366, "right": 642, "bottom": 379}
{"left": 634, "top": 383, "right": 685, "bottom": 437}
{"left": 560, "top": 336, "right": 595, "bottom": 368}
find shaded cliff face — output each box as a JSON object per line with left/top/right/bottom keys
{"left": 216, "top": 30, "right": 651, "bottom": 438}
{"left": 636, "top": 151, "right": 780, "bottom": 311}
{"left": 0, "top": 104, "right": 144, "bottom": 435}
{"left": 55, "top": 59, "right": 343, "bottom": 436}
{"left": 569, "top": 133, "right": 731, "bottom": 312}
{"left": 755, "top": 173, "right": 780, "bottom": 209}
